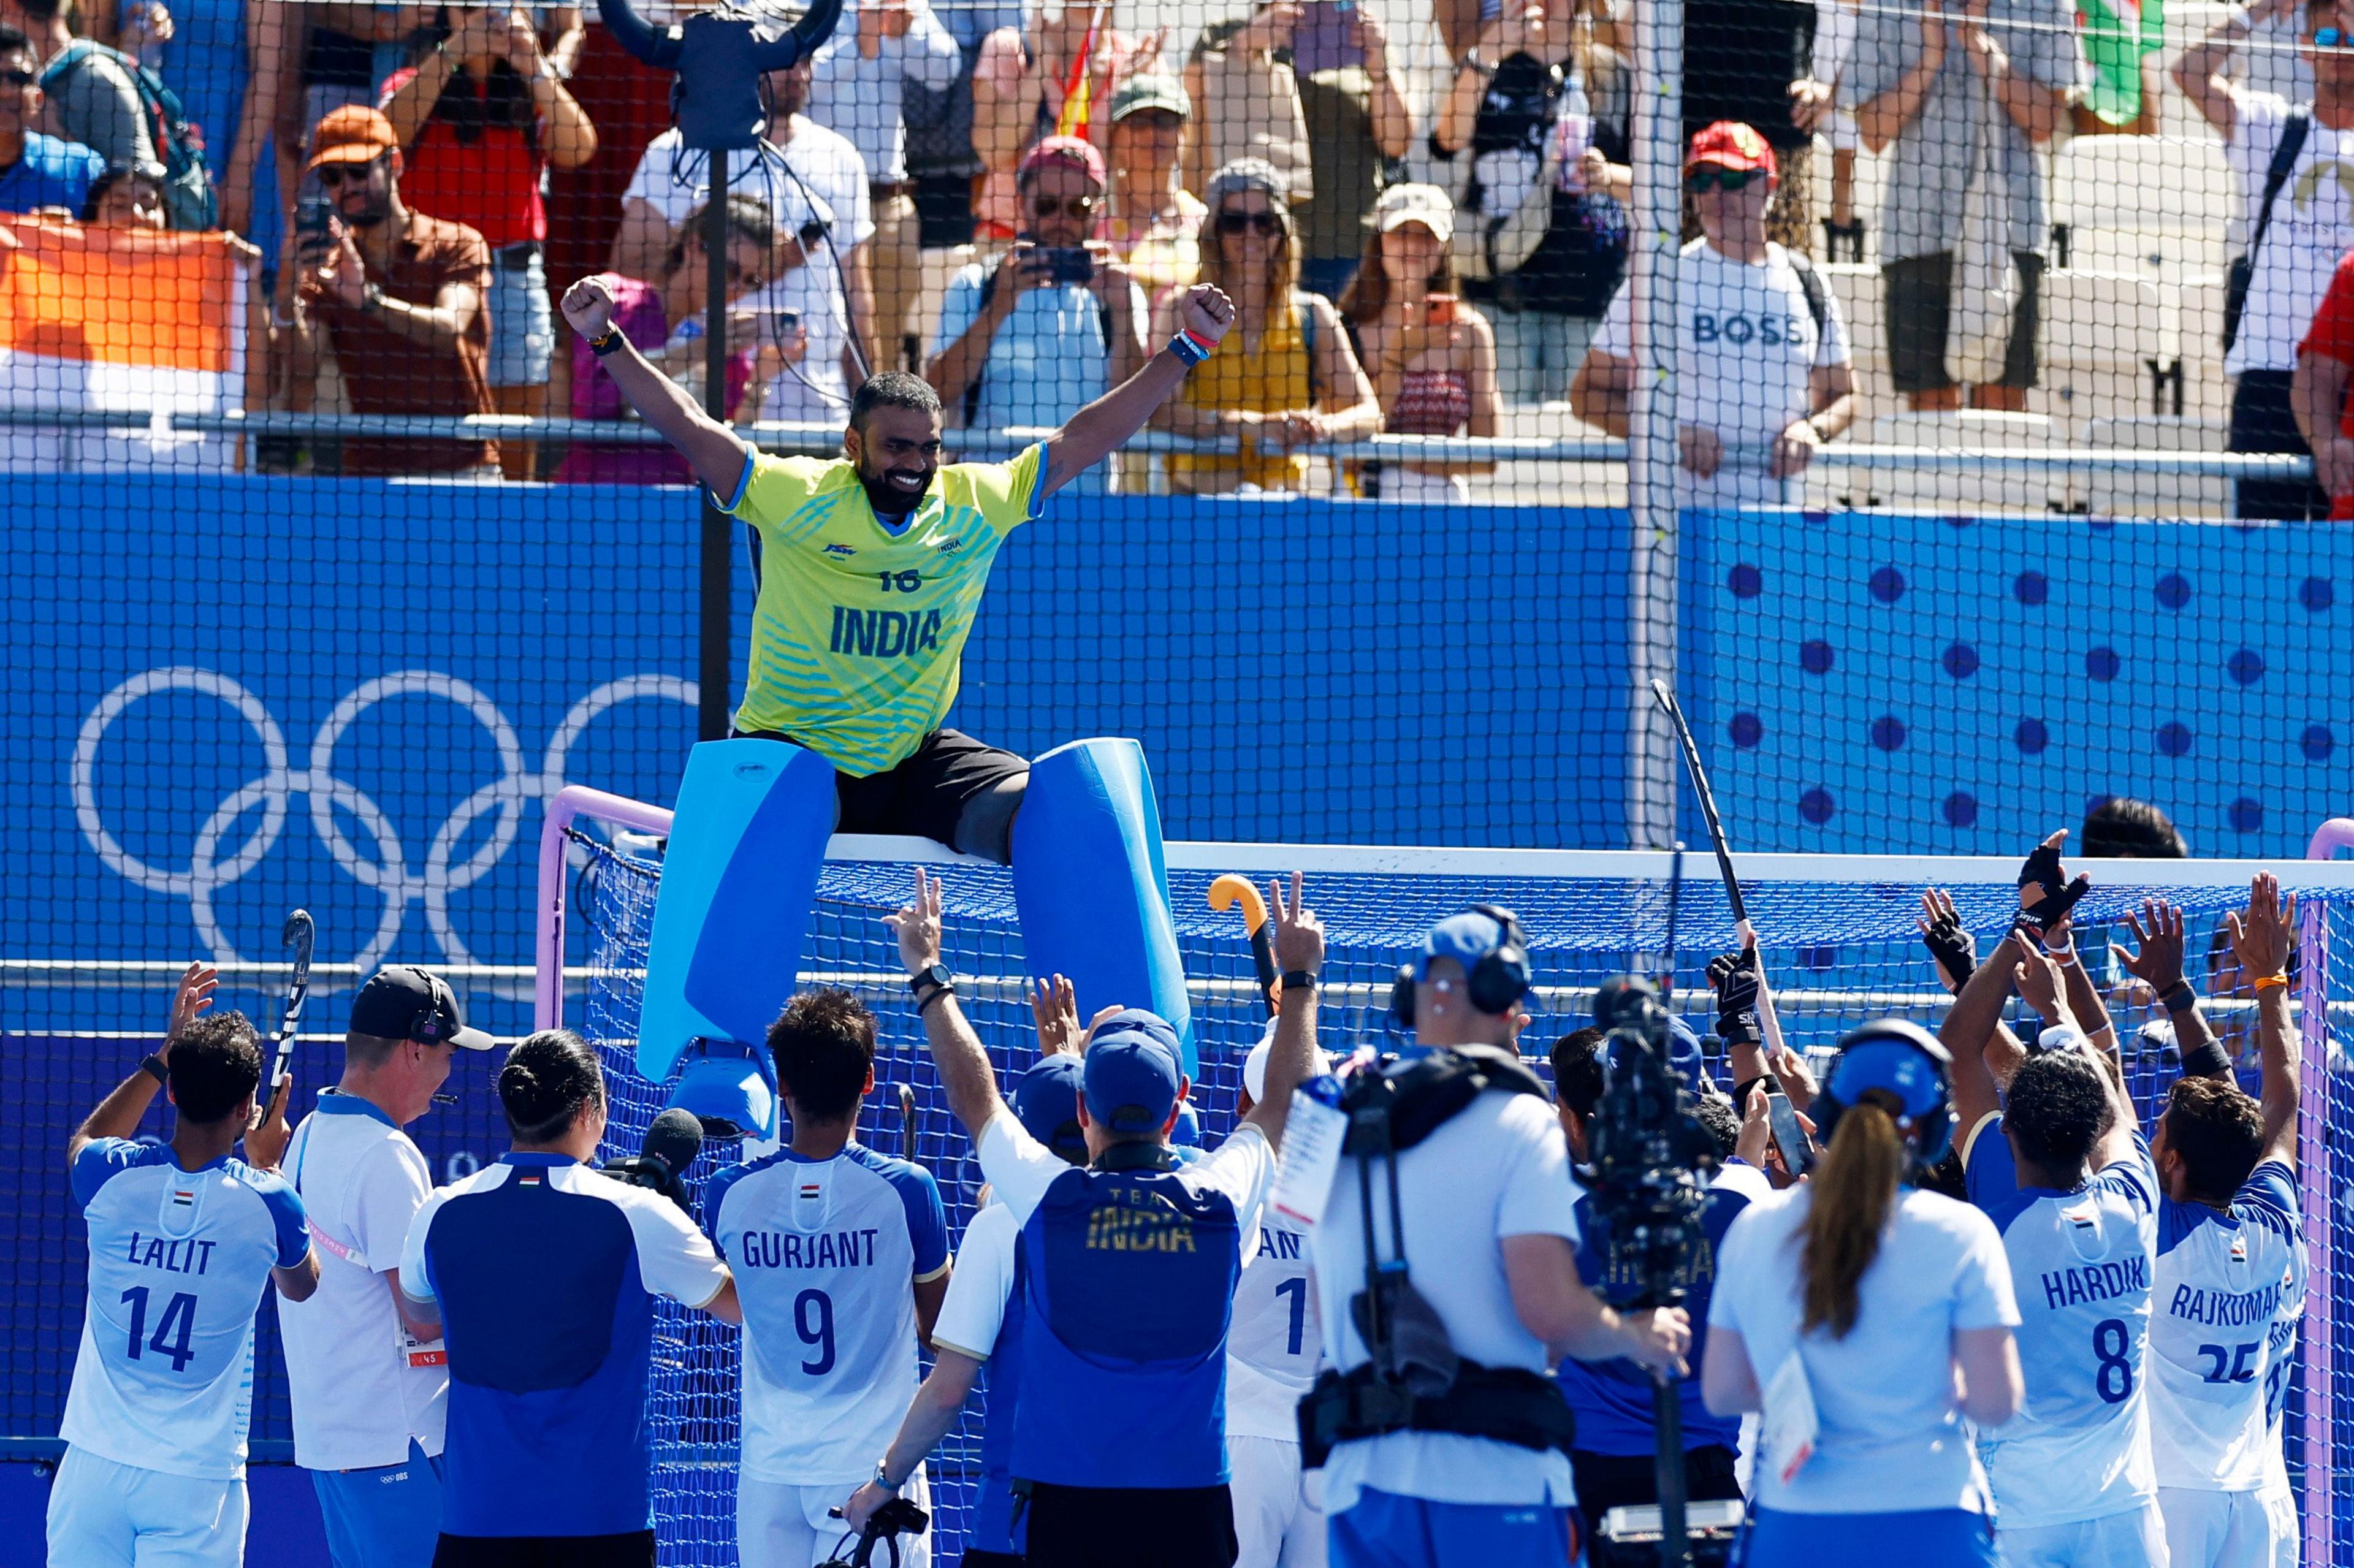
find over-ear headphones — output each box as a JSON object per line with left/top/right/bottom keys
{"left": 1388, "top": 905, "right": 1534, "bottom": 1030}
{"left": 1811, "top": 1019, "right": 1957, "bottom": 1172}
{"left": 403, "top": 966, "right": 454, "bottom": 1045}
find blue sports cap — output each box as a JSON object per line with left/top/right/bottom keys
{"left": 1082, "top": 1009, "right": 1185, "bottom": 1135}
{"left": 1417, "top": 909, "right": 1518, "bottom": 984}
{"left": 1013, "top": 1054, "right": 1087, "bottom": 1163}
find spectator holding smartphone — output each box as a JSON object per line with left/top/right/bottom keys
{"left": 1335, "top": 183, "right": 1499, "bottom": 502}
{"left": 1151, "top": 158, "right": 1379, "bottom": 495}
{"left": 1572, "top": 122, "right": 1854, "bottom": 506}
{"left": 927, "top": 135, "right": 1147, "bottom": 495}
{"left": 557, "top": 195, "right": 802, "bottom": 487}
{"left": 378, "top": 3, "right": 596, "bottom": 480}
{"left": 287, "top": 105, "right": 497, "bottom": 477}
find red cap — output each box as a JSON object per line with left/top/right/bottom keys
{"left": 1686, "top": 121, "right": 1777, "bottom": 178}
{"left": 1017, "top": 134, "right": 1108, "bottom": 189}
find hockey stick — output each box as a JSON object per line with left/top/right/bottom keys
{"left": 1207, "top": 874, "right": 1278, "bottom": 1018}
{"left": 255, "top": 909, "right": 314, "bottom": 1128}
{"left": 896, "top": 1081, "right": 917, "bottom": 1162}
{"left": 1648, "top": 681, "right": 1791, "bottom": 1062}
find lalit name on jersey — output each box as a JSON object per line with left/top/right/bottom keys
{"left": 121, "top": 1232, "right": 217, "bottom": 1276}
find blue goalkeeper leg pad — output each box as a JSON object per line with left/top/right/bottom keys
{"left": 1010, "top": 738, "right": 1195, "bottom": 1073}
{"left": 639, "top": 739, "right": 837, "bottom": 1137}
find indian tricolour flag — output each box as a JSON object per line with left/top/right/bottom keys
{"left": 1, "top": 216, "right": 249, "bottom": 471}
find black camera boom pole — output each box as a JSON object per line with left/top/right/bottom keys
{"left": 701, "top": 146, "right": 731, "bottom": 740}
{"left": 1652, "top": 1373, "right": 1691, "bottom": 1568}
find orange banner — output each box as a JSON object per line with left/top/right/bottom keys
{"left": 0, "top": 218, "right": 240, "bottom": 375}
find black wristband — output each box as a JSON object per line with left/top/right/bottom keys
{"left": 2160, "top": 980, "right": 2198, "bottom": 1014}
{"left": 141, "top": 1053, "right": 169, "bottom": 1085}
{"left": 1281, "top": 969, "right": 1318, "bottom": 994}
{"left": 588, "top": 327, "right": 625, "bottom": 357}
{"left": 2180, "top": 1037, "right": 2234, "bottom": 1079}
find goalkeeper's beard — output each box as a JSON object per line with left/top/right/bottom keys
{"left": 857, "top": 453, "right": 935, "bottom": 516}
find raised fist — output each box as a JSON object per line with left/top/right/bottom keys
{"left": 561, "top": 273, "right": 620, "bottom": 340}
{"left": 1181, "top": 283, "right": 1238, "bottom": 346}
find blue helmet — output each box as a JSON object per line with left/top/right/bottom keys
{"left": 1812, "top": 1020, "right": 1956, "bottom": 1170}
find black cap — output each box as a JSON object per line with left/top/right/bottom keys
{"left": 350, "top": 966, "right": 497, "bottom": 1051}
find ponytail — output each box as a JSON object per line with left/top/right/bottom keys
{"left": 1799, "top": 1090, "right": 1906, "bottom": 1339}
{"left": 500, "top": 1029, "right": 604, "bottom": 1144}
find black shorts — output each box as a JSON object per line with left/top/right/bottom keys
{"left": 1883, "top": 251, "right": 2044, "bottom": 394}
{"left": 1022, "top": 1481, "right": 1238, "bottom": 1568}
{"left": 736, "top": 726, "right": 1029, "bottom": 859}
{"left": 2228, "top": 368, "right": 2331, "bottom": 520}
{"left": 1572, "top": 1444, "right": 1742, "bottom": 1568}
{"left": 432, "top": 1530, "right": 656, "bottom": 1568}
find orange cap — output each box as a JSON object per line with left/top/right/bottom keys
{"left": 307, "top": 105, "right": 399, "bottom": 172}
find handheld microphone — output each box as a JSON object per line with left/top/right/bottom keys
{"left": 430, "top": 1092, "right": 459, "bottom": 1106}
{"left": 603, "top": 1107, "right": 706, "bottom": 1212}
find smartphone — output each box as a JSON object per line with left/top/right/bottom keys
{"left": 1766, "top": 1092, "right": 1815, "bottom": 1178}
{"left": 1040, "top": 245, "right": 1095, "bottom": 286}
{"left": 295, "top": 198, "right": 336, "bottom": 254}
{"left": 1290, "top": 0, "right": 1365, "bottom": 77}
{"left": 769, "top": 309, "right": 802, "bottom": 335}
{"left": 1424, "top": 292, "right": 1458, "bottom": 326}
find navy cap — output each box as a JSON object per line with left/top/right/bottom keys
{"left": 349, "top": 965, "right": 495, "bottom": 1051}
{"left": 1082, "top": 1009, "right": 1185, "bottom": 1136}
{"left": 1416, "top": 910, "right": 1528, "bottom": 1009}
{"left": 1014, "top": 1055, "right": 1087, "bottom": 1163}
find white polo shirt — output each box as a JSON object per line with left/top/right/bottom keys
{"left": 278, "top": 1092, "right": 448, "bottom": 1471}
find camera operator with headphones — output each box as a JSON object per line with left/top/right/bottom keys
{"left": 1701, "top": 1023, "right": 2024, "bottom": 1567}
{"left": 1299, "top": 907, "right": 1690, "bottom": 1568}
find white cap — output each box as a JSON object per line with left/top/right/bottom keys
{"left": 1372, "top": 182, "right": 1457, "bottom": 246}
{"left": 1243, "top": 1022, "right": 1328, "bottom": 1104}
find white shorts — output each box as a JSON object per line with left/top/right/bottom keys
{"left": 1998, "top": 1499, "right": 2168, "bottom": 1567}
{"left": 47, "top": 1445, "right": 248, "bottom": 1568}
{"left": 1229, "top": 1433, "right": 1327, "bottom": 1568}
{"left": 2158, "top": 1485, "right": 2296, "bottom": 1568}
{"left": 737, "top": 1469, "right": 931, "bottom": 1568}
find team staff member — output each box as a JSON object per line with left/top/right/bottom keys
{"left": 1704, "top": 1023, "right": 2024, "bottom": 1567}
{"left": 281, "top": 967, "right": 497, "bottom": 1568}
{"left": 704, "top": 989, "right": 953, "bottom": 1568}
{"left": 1308, "top": 913, "right": 1689, "bottom": 1568}
{"left": 555, "top": 273, "right": 1235, "bottom": 864}
{"left": 1226, "top": 1027, "right": 1328, "bottom": 1568}
{"left": 2147, "top": 873, "right": 2304, "bottom": 1567}
{"left": 48, "top": 967, "right": 321, "bottom": 1568}
{"left": 1940, "top": 914, "right": 2164, "bottom": 1567}
{"left": 878, "top": 867, "right": 1324, "bottom": 1568}
{"left": 847, "top": 986, "right": 1097, "bottom": 1562}
{"left": 397, "top": 1031, "right": 741, "bottom": 1568}
{"left": 1549, "top": 1026, "right": 1767, "bottom": 1558}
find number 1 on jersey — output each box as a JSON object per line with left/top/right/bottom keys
{"left": 1274, "top": 1276, "right": 1308, "bottom": 1357}
{"left": 120, "top": 1285, "right": 199, "bottom": 1372}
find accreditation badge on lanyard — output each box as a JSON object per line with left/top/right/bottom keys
{"left": 1269, "top": 1071, "right": 1349, "bottom": 1228}
{"left": 401, "top": 1323, "right": 448, "bottom": 1368}
{"left": 1761, "top": 1350, "right": 1821, "bottom": 1485}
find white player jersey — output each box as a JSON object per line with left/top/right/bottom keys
{"left": 1224, "top": 1212, "right": 1320, "bottom": 1444}
{"left": 705, "top": 1143, "right": 950, "bottom": 1486}
{"left": 2147, "top": 1159, "right": 2303, "bottom": 1491}
{"left": 2261, "top": 1181, "right": 2310, "bottom": 1501}
{"left": 62, "top": 1140, "right": 310, "bottom": 1480}
{"left": 1965, "top": 1121, "right": 2160, "bottom": 1528}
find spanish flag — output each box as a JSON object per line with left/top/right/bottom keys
{"left": 1054, "top": 6, "right": 1106, "bottom": 140}
{"left": 0, "top": 216, "right": 248, "bottom": 419}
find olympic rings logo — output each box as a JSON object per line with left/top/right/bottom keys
{"left": 74, "top": 667, "right": 696, "bottom": 972}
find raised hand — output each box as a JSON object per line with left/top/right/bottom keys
{"left": 1766, "top": 1042, "right": 1818, "bottom": 1114}
{"left": 1918, "top": 888, "right": 1976, "bottom": 994}
{"left": 561, "top": 273, "right": 621, "bottom": 340}
{"left": 245, "top": 1071, "right": 294, "bottom": 1170}
{"left": 2118, "top": 898, "right": 2188, "bottom": 993}
{"left": 165, "top": 960, "right": 218, "bottom": 1055}
{"left": 2227, "top": 872, "right": 2296, "bottom": 983}
{"left": 883, "top": 867, "right": 947, "bottom": 976}
{"left": 2012, "top": 938, "right": 2068, "bottom": 1025}
{"left": 1707, "top": 948, "right": 1762, "bottom": 1048}
{"left": 1268, "top": 871, "right": 1324, "bottom": 980}
{"left": 2016, "top": 829, "right": 2090, "bottom": 937}
{"left": 1736, "top": 1084, "right": 1773, "bottom": 1168}
{"left": 1029, "top": 973, "right": 1081, "bottom": 1056}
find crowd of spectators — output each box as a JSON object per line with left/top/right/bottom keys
{"left": 8, "top": 0, "right": 2354, "bottom": 509}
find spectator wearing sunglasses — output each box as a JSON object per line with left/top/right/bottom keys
{"left": 287, "top": 105, "right": 498, "bottom": 478}
{"left": 1151, "top": 158, "right": 1379, "bottom": 495}
{"left": 927, "top": 135, "right": 1147, "bottom": 495}
{"left": 2179, "top": 0, "right": 2354, "bottom": 520}
{"left": 0, "top": 23, "right": 104, "bottom": 215}
{"left": 1572, "top": 122, "right": 1854, "bottom": 508}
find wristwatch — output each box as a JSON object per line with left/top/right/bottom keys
{"left": 874, "top": 1458, "right": 901, "bottom": 1491}
{"left": 140, "top": 1053, "right": 170, "bottom": 1085}
{"left": 1281, "top": 969, "right": 1319, "bottom": 995}
{"left": 908, "top": 962, "right": 953, "bottom": 998}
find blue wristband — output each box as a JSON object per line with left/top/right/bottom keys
{"left": 1168, "top": 327, "right": 1214, "bottom": 366}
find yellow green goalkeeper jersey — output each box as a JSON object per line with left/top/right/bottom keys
{"left": 723, "top": 443, "right": 1044, "bottom": 776}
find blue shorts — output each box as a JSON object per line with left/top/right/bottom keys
{"left": 1328, "top": 1487, "right": 1573, "bottom": 1568}
{"left": 1739, "top": 1505, "right": 1997, "bottom": 1568}
{"left": 310, "top": 1439, "right": 444, "bottom": 1568}
{"left": 486, "top": 244, "right": 552, "bottom": 388}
